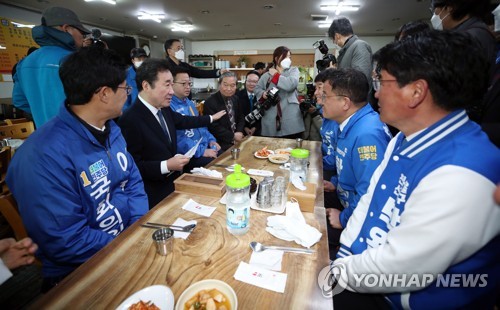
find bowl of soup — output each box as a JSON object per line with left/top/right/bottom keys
{"left": 175, "top": 279, "right": 237, "bottom": 310}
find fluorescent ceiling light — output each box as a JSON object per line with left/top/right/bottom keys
{"left": 0, "top": 45, "right": 6, "bottom": 50}
{"left": 318, "top": 23, "right": 331, "bottom": 28}
{"left": 85, "top": 0, "right": 116, "bottom": 4}
{"left": 320, "top": 2, "right": 360, "bottom": 15}
{"left": 138, "top": 12, "right": 166, "bottom": 23}
{"left": 11, "top": 22, "right": 35, "bottom": 28}
{"left": 171, "top": 21, "right": 193, "bottom": 33}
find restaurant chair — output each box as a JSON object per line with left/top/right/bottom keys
{"left": 5, "top": 118, "right": 29, "bottom": 125}
{"left": 0, "top": 121, "right": 35, "bottom": 140}
{"left": 0, "top": 146, "right": 11, "bottom": 195}
{"left": 0, "top": 193, "right": 28, "bottom": 241}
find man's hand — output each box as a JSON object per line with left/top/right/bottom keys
{"left": 323, "top": 180, "right": 336, "bottom": 192}
{"left": 325, "top": 208, "right": 343, "bottom": 229}
{"left": 203, "top": 149, "right": 218, "bottom": 158}
{"left": 244, "top": 127, "right": 256, "bottom": 136}
{"left": 234, "top": 132, "right": 244, "bottom": 142}
{"left": 212, "top": 110, "right": 227, "bottom": 121}
{"left": 0, "top": 237, "right": 38, "bottom": 270}
{"left": 167, "top": 155, "right": 190, "bottom": 171}
{"left": 209, "top": 141, "right": 221, "bottom": 151}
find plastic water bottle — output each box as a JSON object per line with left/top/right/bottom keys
{"left": 226, "top": 164, "right": 250, "bottom": 235}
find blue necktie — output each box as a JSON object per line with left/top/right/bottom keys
{"left": 157, "top": 110, "right": 171, "bottom": 143}
{"left": 249, "top": 93, "right": 254, "bottom": 111}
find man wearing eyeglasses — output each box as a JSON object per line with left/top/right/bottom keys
{"left": 332, "top": 31, "right": 500, "bottom": 309}
{"left": 204, "top": 72, "right": 245, "bottom": 152}
{"left": 13, "top": 7, "right": 92, "bottom": 128}
{"left": 7, "top": 47, "right": 148, "bottom": 292}
{"left": 319, "top": 68, "right": 391, "bottom": 246}
{"left": 170, "top": 67, "right": 221, "bottom": 171}
{"left": 236, "top": 70, "right": 262, "bottom": 136}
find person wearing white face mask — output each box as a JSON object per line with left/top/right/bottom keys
{"left": 164, "top": 38, "right": 227, "bottom": 79}
{"left": 123, "top": 47, "right": 148, "bottom": 112}
{"left": 327, "top": 17, "right": 373, "bottom": 90}
{"left": 429, "top": 0, "right": 495, "bottom": 85}
{"left": 254, "top": 46, "right": 304, "bottom": 138}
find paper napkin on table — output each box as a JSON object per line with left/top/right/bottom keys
{"left": 265, "top": 200, "right": 322, "bottom": 248}
{"left": 249, "top": 249, "right": 284, "bottom": 271}
{"left": 190, "top": 167, "right": 223, "bottom": 178}
{"left": 247, "top": 169, "right": 274, "bottom": 177}
{"left": 181, "top": 199, "right": 216, "bottom": 217}
{"left": 234, "top": 262, "right": 287, "bottom": 293}
{"left": 172, "top": 218, "right": 197, "bottom": 240}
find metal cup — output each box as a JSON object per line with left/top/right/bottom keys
{"left": 231, "top": 148, "right": 240, "bottom": 160}
{"left": 296, "top": 138, "right": 303, "bottom": 148}
{"left": 152, "top": 228, "right": 173, "bottom": 256}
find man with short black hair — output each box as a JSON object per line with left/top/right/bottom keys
{"left": 332, "top": 30, "right": 500, "bottom": 309}
{"left": 328, "top": 17, "right": 372, "bottom": 87}
{"left": 164, "top": 38, "right": 225, "bottom": 79}
{"left": 13, "top": 6, "right": 91, "bottom": 127}
{"left": 7, "top": 46, "right": 148, "bottom": 292}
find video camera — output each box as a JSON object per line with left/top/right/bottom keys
{"left": 313, "top": 40, "right": 336, "bottom": 72}
{"left": 90, "top": 29, "right": 106, "bottom": 48}
{"left": 245, "top": 87, "right": 280, "bottom": 126}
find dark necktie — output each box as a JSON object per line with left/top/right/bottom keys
{"left": 249, "top": 93, "right": 255, "bottom": 111}
{"left": 157, "top": 110, "right": 171, "bottom": 143}
{"left": 226, "top": 99, "right": 236, "bottom": 132}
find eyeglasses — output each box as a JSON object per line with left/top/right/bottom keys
{"left": 174, "top": 81, "right": 193, "bottom": 88}
{"left": 117, "top": 85, "right": 133, "bottom": 95}
{"left": 372, "top": 78, "right": 398, "bottom": 92}
{"left": 246, "top": 79, "right": 259, "bottom": 84}
{"left": 321, "top": 94, "right": 350, "bottom": 102}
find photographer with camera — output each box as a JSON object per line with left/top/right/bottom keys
{"left": 314, "top": 40, "right": 337, "bottom": 72}
{"left": 254, "top": 46, "right": 304, "bottom": 138}
{"left": 13, "top": 6, "right": 91, "bottom": 127}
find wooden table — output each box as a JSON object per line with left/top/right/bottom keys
{"left": 34, "top": 136, "right": 332, "bottom": 310}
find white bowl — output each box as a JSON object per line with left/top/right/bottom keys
{"left": 116, "top": 285, "right": 174, "bottom": 310}
{"left": 175, "top": 279, "right": 238, "bottom": 310}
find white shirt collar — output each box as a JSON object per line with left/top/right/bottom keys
{"left": 339, "top": 113, "right": 355, "bottom": 132}
{"left": 138, "top": 94, "right": 161, "bottom": 117}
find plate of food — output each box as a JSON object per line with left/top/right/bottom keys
{"left": 116, "top": 285, "right": 174, "bottom": 310}
{"left": 274, "top": 148, "right": 292, "bottom": 155}
{"left": 175, "top": 279, "right": 237, "bottom": 310}
{"left": 268, "top": 154, "right": 290, "bottom": 164}
{"left": 254, "top": 146, "right": 274, "bottom": 159}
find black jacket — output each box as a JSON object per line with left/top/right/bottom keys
{"left": 204, "top": 91, "right": 245, "bottom": 151}
{"left": 118, "top": 100, "right": 211, "bottom": 208}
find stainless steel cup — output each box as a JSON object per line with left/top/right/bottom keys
{"left": 296, "top": 138, "right": 303, "bottom": 148}
{"left": 152, "top": 228, "right": 173, "bottom": 256}
{"left": 231, "top": 148, "right": 240, "bottom": 159}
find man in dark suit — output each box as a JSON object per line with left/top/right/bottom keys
{"left": 204, "top": 72, "right": 245, "bottom": 152}
{"left": 236, "top": 70, "right": 261, "bottom": 136}
{"left": 119, "top": 58, "right": 226, "bottom": 208}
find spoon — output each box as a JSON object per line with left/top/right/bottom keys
{"left": 249, "top": 241, "right": 315, "bottom": 254}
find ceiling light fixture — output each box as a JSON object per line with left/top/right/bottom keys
{"left": 171, "top": 21, "right": 193, "bottom": 33}
{"left": 138, "top": 12, "right": 166, "bottom": 23}
{"left": 320, "top": 1, "right": 360, "bottom": 15}
{"left": 85, "top": 0, "right": 116, "bottom": 5}
{"left": 11, "top": 21, "right": 35, "bottom": 28}
{"left": 318, "top": 22, "right": 331, "bottom": 28}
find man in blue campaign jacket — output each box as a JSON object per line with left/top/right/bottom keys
{"left": 6, "top": 47, "right": 148, "bottom": 292}
{"left": 13, "top": 7, "right": 91, "bottom": 127}
{"left": 320, "top": 69, "right": 391, "bottom": 230}
{"left": 332, "top": 31, "right": 500, "bottom": 310}
{"left": 170, "top": 67, "right": 221, "bottom": 171}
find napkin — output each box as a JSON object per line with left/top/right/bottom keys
{"left": 249, "top": 249, "right": 284, "bottom": 271}
{"left": 190, "top": 167, "right": 223, "bottom": 178}
{"left": 290, "top": 174, "right": 306, "bottom": 191}
{"left": 172, "top": 218, "right": 197, "bottom": 240}
{"left": 265, "top": 200, "right": 322, "bottom": 248}
{"left": 234, "top": 262, "right": 287, "bottom": 293}
{"left": 247, "top": 169, "right": 274, "bottom": 177}
{"left": 181, "top": 199, "right": 217, "bottom": 217}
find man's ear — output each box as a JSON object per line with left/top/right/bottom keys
{"left": 408, "top": 79, "right": 428, "bottom": 109}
